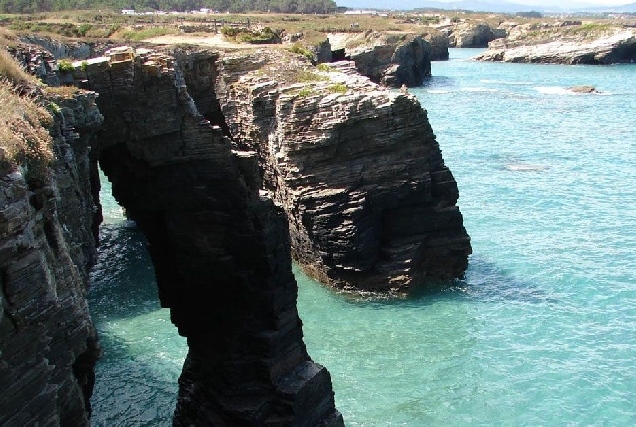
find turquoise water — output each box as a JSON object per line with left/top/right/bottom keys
{"left": 89, "top": 49, "right": 636, "bottom": 425}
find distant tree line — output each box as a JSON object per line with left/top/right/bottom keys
{"left": 0, "top": 0, "right": 337, "bottom": 14}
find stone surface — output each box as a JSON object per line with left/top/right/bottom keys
{"left": 75, "top": 46, "right": 343, "bottom": 426}
{"left": 0, "top": 91, "right": 103, "bottom": 426}
{"left": 450, "top": 23, "right": 504, "bottom": 48}
{"left": 328, "top": 32, "right": 435, "bottom": 87}
{"left": 218, "top": 50, "right": 472, "bottom": 292}
{"left": 569, "top": 85, "right": 598, "bottom": 93}
{"left": 475, "top": 26, "right": 636, "bottom": 64}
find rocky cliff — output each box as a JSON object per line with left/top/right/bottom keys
{"left": 0, "top": 90, "right": 103, "bottom": 426}
{"left": 72, "top": 46, "right": 343, "bottom": 425}
{"left": 475, "top": 24, "right": 636, "bottom": 64}
{"left": 448, "top": 23, "right": 506, "bottom": 48}
{"left": 217, "top": 51, "right": 471, "bottom": 292}
{"left": 328, "top": 32, "right": 437, "bottom": 87}
{"left": 1, "top": 37, "right": 471, "bottom": 424}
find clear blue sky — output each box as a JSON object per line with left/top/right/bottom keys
{"left": 409, "top": 0, "right": 630, "bottom": 4}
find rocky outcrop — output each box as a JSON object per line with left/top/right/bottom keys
{"left": 0, "top": 91, "right": 103, "bottom": 426}
{"left": 475, "top": 25, "right": 636, "bottom": 64}
{"left": 72, "top": 47, "right": 343, "bottom": 425}
{"left": 328, "top": 32, "right": 435, "bottom": 87}
{"left": 2, "top": 37, "right": 471, "bottom": 424}
{"left": 426, "top": 33, "right": 450, "bottom": 60}
{"left": 218, "top": 51, "right": 472, "bottom": 292}
{"left": 449, "top": 23, "right": 506, "bottom": 48}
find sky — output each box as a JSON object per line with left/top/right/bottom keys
{"left": 411, "top": 0, "right": 631, "bottom": 4}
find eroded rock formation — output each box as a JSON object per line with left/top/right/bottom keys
{"left": 73, "top": 47, "right": 343, "bottom": 425}
{"left": 217, "top": 50, "right": 471, "bottom": 292}
{"left": 328, "top": 32, "right": 437, "bottom": 87}
{"left": 475, "top": 25, "right": 636, "bottom": 64}
{"left": 1, "top": 38, "right": 471, "bottom": 425}
{"left": 0, "top": 91, "right": 103, "bottom": 426}
{"left": 449, "top": 23, "right": 506, "bottom": 48}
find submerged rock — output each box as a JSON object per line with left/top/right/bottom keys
{"left": 569, "top": 85, "right": 598, "bottom": 93}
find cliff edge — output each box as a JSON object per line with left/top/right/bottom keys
{"left": 475, "top": 23, "right": 636, "bottom": 64}
{"left": 0, "top": 87, "right": 103, "bottom": 426}
{"left": 217, "top": 50, "right": 471, "bottom": 292}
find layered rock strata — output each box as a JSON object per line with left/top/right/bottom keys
{"left": 73, "top": 47, "right": 343, "bottom": 425}
{"left": 328, "top": 32, "right": 436, "bottom": 87}
{"left": 0, "top": 91, "right": 103, "bottom": 426}
{"left": 217, "top": 51, "right": 472, "bottom": 292}
{"left": 475, "top": 26, "right": 636, "bottom": 64}
{"left": 448, "top": 23, "right": 506, "bottom": 48}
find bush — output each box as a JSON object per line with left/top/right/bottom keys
{"left": 289, "top": 42, "right": 314, "bottom": 61}
{"left": 58, "top": 59, "right": 75, "bottom": 72}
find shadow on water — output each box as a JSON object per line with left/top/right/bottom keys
{"left": 422, "top": 75, "right": 456, "bottom": 90}
{"left": 89, "top": 221, "right": 186, "bottom": 426}
{"left": 303, "top": 254, "right": 560, "bottom": 310}
{"left": 88, "top": 222, "right": 162, "bottom": 322}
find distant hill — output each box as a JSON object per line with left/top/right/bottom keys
{"left": 337, "top": 0, "right": 538, "bottom": 13}
{"left": 337, "top": 0, "right": 636, "bottom": 13}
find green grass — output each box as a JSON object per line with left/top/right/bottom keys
{"left": 289, "top": 42, "right": 314, "bottom": 61}
{"left": 119, "top": 26, "right": 176, "bottom": 41}
{"left": 327, "top": 83, "right": 347, "bottom": 94}
{"left": 297, "top": 87, "right": 315, "bottom": 97}
{"left": 316, "top": 63, "right": 333, "bottom": 72}
{"left": 295, "top": 70, "right": 328, "bottom": 82}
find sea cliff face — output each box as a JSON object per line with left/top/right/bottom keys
{"left": 475, "top": 24, "right": 636, "bottom": 64}
{"left": 0, "top": 91, "right": 103, "bottom": 426}
{"left": 328, "top": 32, "right": 439, "bottom": 87}
{"left": 218, "top": 51, "right": 471, "bottom": 292}
{"left": 73, "top": 47, "right": 343, "bottom": 425}
{"left": 2, "top": 39, "right": 471, "bottom": 424}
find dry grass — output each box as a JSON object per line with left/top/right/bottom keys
{"left": 0, "top": 46, "right": 39, "bottom": 87}
{"left": 0, "top": 47, "right": 53, "bottom": 181}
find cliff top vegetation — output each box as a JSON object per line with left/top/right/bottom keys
{"left": 0, "top": 35, "right": 54, "bottom": 182}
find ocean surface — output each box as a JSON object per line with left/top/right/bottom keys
{"left": 88, "top": 48, "right": 636, "bottom": 425}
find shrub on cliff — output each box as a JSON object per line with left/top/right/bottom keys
{"left": 289, "top": 42, "right": 314, "bottom": 61}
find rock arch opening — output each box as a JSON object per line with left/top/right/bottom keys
{"left": 81, "top": 49, "right": 342, "bottom": 425}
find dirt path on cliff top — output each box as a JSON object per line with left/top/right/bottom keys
{"left": 144, "top": 33, "right": 268, "bottom": 49}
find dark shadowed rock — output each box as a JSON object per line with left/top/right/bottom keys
{"left": 218, "top": 50, "right": 472, "bottom": 292}
{"left": 328, "top": 32, "right": 435, "bottom": 87}
{"left": 0, "top": 91, "right": 103, "bottom": 426}
{"left": 74, "top": 47, "right": 343, "bottom": 426}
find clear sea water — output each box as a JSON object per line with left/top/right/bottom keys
{"left": 88, "top": 48, "right": 636, "bottom": 425}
